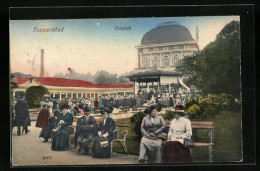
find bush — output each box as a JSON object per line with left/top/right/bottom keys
{"left": 163, "top": 110, "right": 175, "bottom": 121}
{"left": 199, "top": 93, "right": 231, "bottom": 109}
{"left": 129, "top": 112, "right": 145, "bottom": 139}
{"left": 25, "top": 86, "right": 49, "bottom": 108}
{"left": 187, "top": 104, "right": 202, "bottom": 120}
{"left": 185, "top": 99, "right": 197, "bottom": 110}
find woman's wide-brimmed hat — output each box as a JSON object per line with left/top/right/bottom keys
{"left": 174, "top": 104, "right": 186, "bottom": 116}
{"left": 100, "top": 106, "right": 113, "bottom": 115}
{"left": 43, "top": 94, "right": 51, "bottom": 99}
{"left": 144, "top": 104, "right": 161, "bottom": 114}
{"left": 60, "top": 103, "right": 69, "bottom": 110}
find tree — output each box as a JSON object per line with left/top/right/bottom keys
{"left": 176, "top": 20, "right": 241, "bottom": 99}
{"left": 25, "top": 86, "right": 49, "bottom": 108}
{"left": 94, "top": 70, "right": 118, "bottom": 84}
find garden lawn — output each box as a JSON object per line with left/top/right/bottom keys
{"left": 113, "top": 110, "right": 242, "bottom": 163}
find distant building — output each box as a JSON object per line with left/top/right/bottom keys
{"left": 11, "top": 77, "right": 134, "bottom": 99}
{"left": 127, "top": 22, "right": 199, "bottom": 93}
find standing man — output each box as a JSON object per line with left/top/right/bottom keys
{"left": 14, "top": 93, "right": 31, "bottom": 136}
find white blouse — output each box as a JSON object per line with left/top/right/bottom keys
{"left": 168, "top": 117, "right": 192, "bottom": 144}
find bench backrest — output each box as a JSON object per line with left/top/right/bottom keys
{"left": 164, "top": 120, "right": 214, "bottom": 129}
{"left": 95, "top": 118, "right": 130, "bottom": 127}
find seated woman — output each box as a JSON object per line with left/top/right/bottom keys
{"left": 39, "top": 108, "right": 60, "bottom": 142}
{"left": 164, "top": 105, "right": 192, "bottom": 163}
{"left": 92, "top": 107, "right": 115, "bottom": 158}
{"left": 74, "top": 107, "right": 98, "bottom": 154}
{"left": 139, "top": 104, "right": 166, "bottom": 164}
{"left": 51, "top": 104, "right": 73, "bottom": 151}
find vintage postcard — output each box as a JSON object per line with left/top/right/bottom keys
{"left": 10, "top": 16, "right": 242, "bottom": 166}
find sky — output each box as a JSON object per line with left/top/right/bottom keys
{"left": 10, "top": 16, "right": 239, "bottom": 77}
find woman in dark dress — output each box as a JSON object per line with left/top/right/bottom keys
{"left": 51, "top": 104, "right": 73, "bottom": 151}
{"left": 139, "top": 104, "right": 166, "bottom": 163}
{"left": 36, "top": 104, "right": 50, "bottom": 129}
{"left": 39, "top": 109, "right": 60, "bottom": 142}
{"left": 92, "top": 107, "right": 115, "bottom": 158}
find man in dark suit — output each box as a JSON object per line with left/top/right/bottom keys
{"left": 14, "top": 93, "right": 31, "bottom": 136}
{"left": 92, "top": 107, "right": 116, "bottom": 158}
{"left": 74, "top": 107, "right": 98, "bottom": 154}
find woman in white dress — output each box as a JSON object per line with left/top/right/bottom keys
{"left": 164, "top": 105, "right": 192, "bottom": 163}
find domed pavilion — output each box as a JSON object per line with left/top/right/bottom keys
{"left": 127, "top": 22, "right": 199, "bottom": 95}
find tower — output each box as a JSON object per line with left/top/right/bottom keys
{"left": 196, "top": 25, "right": 199, "bottom": 42}
{"left": 40, "top": 49, "right": 44, "bottom": 77}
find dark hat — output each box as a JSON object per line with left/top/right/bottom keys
{"left": 60, "top": 103, "right": 69, "bottom": 110}
{"left": 100, "top": 106, "right": 113, "bottom": 115}
{"left": 144, "top": 104, "right": 161, "bottom": 114}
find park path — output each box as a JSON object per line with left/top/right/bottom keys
{"left": 11, "top": 121, "right": 139, "bottom": 166}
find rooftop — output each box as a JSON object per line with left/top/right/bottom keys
{"left": 141, "top": 23, "right": 194, "bottom": 45}
{"left": 12, "top": 77, "right": 134, "bottom": 89}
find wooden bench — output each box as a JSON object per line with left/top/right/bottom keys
{"left": 119, "top": 106, "right": 130, "bottom": 113}
{"left": 165, "top": 120, "right": 214, "bottom": 162}
{"left": 71, "top": 117, "right": 130, "bottom": 154}
{"left": 72, "top": 116, "right": 214, "bottom": 161}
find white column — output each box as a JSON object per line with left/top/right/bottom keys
{"left": 159, "top": 53, "right": 162, "bottom": 67}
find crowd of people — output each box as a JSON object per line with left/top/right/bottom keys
{"left": 11, "top": 89, "right": 194, "bottom": 163}
{"left": 136, "top": 87, "right": 192, "bottom": 107}
{"left": 37, "top": 86, "right": 193, "bottom": 116}
{"left": 11, "top": 93, "right": 117, "bottom": 158}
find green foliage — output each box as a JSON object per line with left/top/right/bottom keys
{"left": 187, "top": 104, "right": 203, "bottom": 120}
{"left": 186, "top": 93, "right": 232, "bottom": 120}
{"left": 94, "top": 70, "right": 118, "bottom": 84}
{"left": 25, "top": 86, "right": 49, "bottom": 108}
{"left": 185, "top": 99, "right": 197, "bottom": 110}
{"left": 176, "top": 21, "right": 241, "bottom": 99}
{"left": 129, "top": 112, "right": 146, "bottom": 139}
{"left": 162, "top": 110, "right": 175, "bottom": 121}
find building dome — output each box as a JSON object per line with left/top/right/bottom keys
{"left": 141, "top": 23, "right": 194, "bottom": 45}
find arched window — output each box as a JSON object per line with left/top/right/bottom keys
{"left": 143, "top": 57, "right": 149, "bottom": 68}
{"left": 163, "top": 56, "right": 170, "bottom": 66}
{"left": 152, "top": 56, "right": 160, "bottom": 68}
{"left": 173, "top": 55, "right": 180, "bottom": 66}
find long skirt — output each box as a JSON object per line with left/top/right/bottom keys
{"left": 51, "top": 130, "right": 70, "bottom": 151}
{"left": 139, "top": 137, "right": 164, "bottom": 163}
{"left": 164, "top": 141, "right": 192, "bottom": 163}
{"left": 39, "top": 125, "right": 52, "bottom": 140}
{"left": 92, "top": 137, "right": 111, "bottom": 158}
